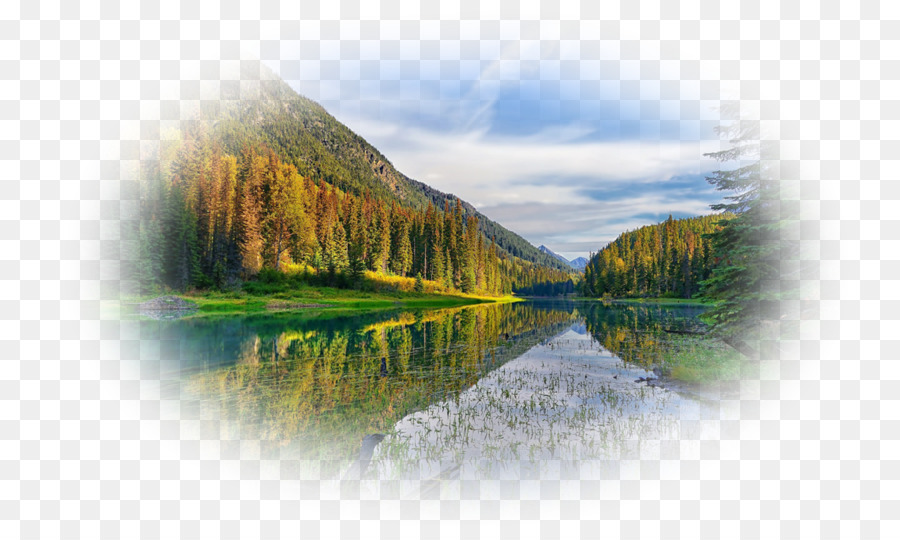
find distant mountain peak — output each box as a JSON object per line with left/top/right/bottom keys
{"left": 538, "top": 245, "right": 586, "bottom": 272}
{"left": 569, "top": 257, "right": 588, "bottom": 271}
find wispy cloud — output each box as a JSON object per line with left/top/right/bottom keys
{"left": 269, "top": 41, "right": 727, "bottom": 258}
{"left": 343, "top": 115, "right": 721, "bottom": 203}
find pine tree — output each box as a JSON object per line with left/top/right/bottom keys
{"left": 390, "top": 207, "right": 412, "bottom": 276}
{"left": 236, "top": 149, "right": 266, "bottom": 277}
{"left": 367, "top": 203, "right": 390, "bottom": 273}
{"left": 328, "top": 220, "right": 349, "bottom": 275}
{"left": 699, "top": 106, "right": 781, "bottom": 358}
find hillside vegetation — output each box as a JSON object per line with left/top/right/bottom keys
{"left": 130, "top": 93, "right": 573, "bottom": 297}
{"left": 581, "top": 214, "right": 730, "bottom": 299}
{"left": 189, "top": 62, "right": 571, "bottom": 273}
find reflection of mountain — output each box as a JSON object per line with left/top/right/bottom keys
{"left": 148, "top": 302, "right": 576, "bottom": 472}
{"left": 568, "top": 322, "right": 587, "bottom": 335}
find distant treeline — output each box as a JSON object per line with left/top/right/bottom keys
{"left": 581, "top": 214, "right": 730, "bottom": 299}
{"left": 515, "top": 279, "right": 576, "bottom": 297}
{"left": 132, "top": 128, "right": 572, "bottom": 296}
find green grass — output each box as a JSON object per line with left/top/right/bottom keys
{"left": 119, "top": 285, "right": 520, "bottom": 318}
{"left": 657, "top": 334, "right": 745, "bottom": 384}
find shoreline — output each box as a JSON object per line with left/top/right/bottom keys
{"left": 114, "top": 287, "right": 521, "bottom": 319}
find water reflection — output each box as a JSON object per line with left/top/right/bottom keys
{"left": 143, "top": 302, "right": 576, "bottom": 473}
{"left": 581, "top": 301, "right": 709, "bottom": 369}
{"left": 146, "top": 299, "right": 727, "bottom": 480}
{"left": 372, "top": 303, "right": 725, "bottom": 482}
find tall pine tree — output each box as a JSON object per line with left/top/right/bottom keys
{"left": 700, "top": 105, "right": 782, "bottom": 358}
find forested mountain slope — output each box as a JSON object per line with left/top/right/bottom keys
{"left": 131, "top": 64, "right": 575, "bottom": 296}
{"left": 192, "top": 62, "right": 569, "bottom": 272}
{"left": 581, "top": 214, "right": 731, "bottom": 299}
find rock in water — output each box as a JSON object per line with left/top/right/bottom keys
{"left": 139, "top": 295, "right": 198, "bottom": 311}
{"left": 136, "top": 296, "right": 198, "bottom": 319}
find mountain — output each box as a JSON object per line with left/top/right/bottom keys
{"left": 538, "top": 245, "right": 572, "bottom": 267}
{"left": 190, "top": 61, "right": 570, "bottom": 273}
{"left": 538, "top": 245, "right": 587, "bottom": 272}
{"left": 569, "top": 257, "right": 589, "bottom": 271}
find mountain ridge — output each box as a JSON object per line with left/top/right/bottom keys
{"left": 192, "top": 61, "right": 571, "bottom": 273}
{"left": 538, "top": 245, "right": 587, "bottom": 272}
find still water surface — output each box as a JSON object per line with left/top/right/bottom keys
{"left": 143, "top": 300, "right": 730, "bottom": 480}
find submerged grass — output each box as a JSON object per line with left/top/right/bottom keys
{"left": 656, "top": 334, "right": 745, "bottom": 384}
{"left": 372, "top": 334, "right": 694, "bottom": 479}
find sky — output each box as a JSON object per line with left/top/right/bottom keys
{"left": 266, "top": 19, "right": 729, "bottom": 261}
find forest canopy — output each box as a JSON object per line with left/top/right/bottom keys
{"left": 580, "top": 214, "right": 730, "bottom": 299}
{"left": 129, "top": 127, "right": 573, "bottom": 297}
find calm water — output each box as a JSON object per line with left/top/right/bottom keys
{"left": 140, "top": 300, "right": 729, "bottom": 480}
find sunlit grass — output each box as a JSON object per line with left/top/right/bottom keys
{"left": 657, "top": 335, "right": 745, "bottom": 383}
{"left": 663, "top": 338, "right": 746, "bottom": 383}
{"left": 119, "top": 285, "right": 519, "bottom": 318}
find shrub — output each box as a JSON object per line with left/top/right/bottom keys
{"left": 414, "top": 273, "right": 425, "bottom": 293}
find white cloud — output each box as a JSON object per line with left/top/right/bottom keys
{"left": 313, "top": 109, "right": 727, "bottom": 258}
{"left": 343, "top": 115, "right": 721, "bottom": 206}
{"left": 271, "top": 36, "right": 728, "bottom": 258}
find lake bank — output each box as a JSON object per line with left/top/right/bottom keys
{"left": 143, "top": 298, "right": 740, "bottom": 478}
{"left": 116, "top": 286, "right": 520, "bottom": 319}
{"left": 116, "top": 294, "right": 743, "bottom": 387}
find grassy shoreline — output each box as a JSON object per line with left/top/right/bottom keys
{"left": 119, "top": 286, "right": 520, "bottom": 317}
{"left": 653, "top": 334, "right": 746, "bottom": 385}
{"left": 119, "top": 288, "right": 740, "bottom": 386}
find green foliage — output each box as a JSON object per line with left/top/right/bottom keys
{"left": 698, "top": 107, "right": 786, "bottom": 353}
{"left": 136, "top": 219, "right": 164, "bottom": 293}
{"left": 191, "top": 62, "right": 570, "bottom": 273}
{"left": 581, "top": 214, "right": 726, "bottom": 299}
{"left": 414, "top": 272, "right": 425, "bottom": 293}
{"left": 581, "top": 301, "right": 745, "bottom": 383}
{"left": 132, "top": 65, "right": 575, "bottom": 297}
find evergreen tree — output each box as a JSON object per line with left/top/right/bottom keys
{"left": 581, "top": 214, "right": 724, "bottom": 299}
{"left": 367, "top": 203, "right": 390, "bottom": 273}
{"left": 699, "top": 108, "right": 782, "bottom": 358}
{"left": 237, "top": 149, "right": 266, "bottom": 277}
{"left": 136, "top": 130, "right": 575, "bottom": 297}
{"left": 390, "top": 208, "right": 412, "bottom": 276}
{"left": 414, "top": 272, "right": 424, "bottom": 293}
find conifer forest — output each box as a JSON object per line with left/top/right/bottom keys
{"left": 580, "top": 214, "right": 729, "bottom": 299}
{"left": 133, "top": 127, "right": 573, "bottom": 296}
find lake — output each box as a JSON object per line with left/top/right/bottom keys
{"left": 140, "top": 299, "right": 734, "bottom": 483}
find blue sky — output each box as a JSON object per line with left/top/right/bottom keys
{"left": 268, "top": 36, "right": 727, "bottom": 260}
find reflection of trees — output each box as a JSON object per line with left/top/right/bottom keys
{"left": 580, "top": 303, "right": 708, "bottom": 368}
{"left": 150, "top": 303, "right": 575, "bottom": 471}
